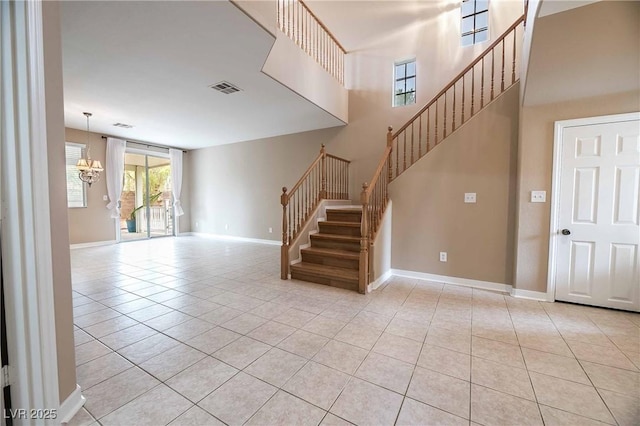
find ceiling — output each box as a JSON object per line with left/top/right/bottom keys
{"left": 61, "top": 1, "right": 344, "bottom": 150}
{"left": 305, "top": 0, "right": 455, "bottom": 52}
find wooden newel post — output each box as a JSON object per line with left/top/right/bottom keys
{"left": 387, "top": 126, "right": 393, "bottom": 182}
{"left": 320, "top": 144, "right": 327, "bottom": 199}
{"left": 358, "top": 183, "right": 370, "bottom": 294}
{"left": 281, "top": 187, "right": 289, "bottom": 280}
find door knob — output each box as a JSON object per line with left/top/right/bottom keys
{"left": 561, "top": 229, "right": 571, "bottom": 235}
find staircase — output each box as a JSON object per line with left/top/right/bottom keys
{"left": 290, "top": 208, "right": 362, "bottom": 291}
{"left": 281, "top": 14, "right": 526, "bottom": 294}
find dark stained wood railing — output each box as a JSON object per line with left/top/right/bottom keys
{"left": 277, "top": 0, "right": 346, "bottom": 85}
{"left": 359, "top": 15, "right": 525, "bottom": 290}
{"left": 281, "top": 145, "right": 350, "bottom": 278}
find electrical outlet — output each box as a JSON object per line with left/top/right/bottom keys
{"left": 103, "top": 195, "right": 108, "bottom": 201}
{"left": 464, "top": 193, "right": 477, "bottom": 203}
{"left": 195, "top": 222, "right": 199, "bottom": 228}
{"left": 225, "top": 224, "right": 229, "bottom": 230}
{"left": 531, "top": 190, "right": 546, "bottom": 203}
{"left": 439, "top": 252, "right": 447, "bottom": 262}
{"left": 268, "top": 227, "right": 273, "bottom": 233}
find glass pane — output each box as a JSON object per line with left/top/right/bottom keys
{"left": 121, "top": 153, "right": 146, "bottom": 241}
{"left": 461, "top": 0, "right": 475, "bottom": 17}
{"left": 65, "top": 144, "right": 86, "bottom": 208}
{"left": 395, "top": 64, "right": 405, "bottom": 79}
{"left": 147, "top": 160, "right": 173, "bottom": 238}
{"left": 476, "top": 0, "right": 488, "bottom": 13}
{"left": 475, "top": 29, "right": 488, "bottom": 43}
{"left": 406, "top": 61, "right": 416, "bottom": 77}
{"left": 461, "top": 16, "right": 474, "bottom": 34}
{"left": 395, "top": 94, "right": 405, "bottom": 107}
{"left": 406, "top": 77, "right": 416, "bottom": 92}
{"left": 461, "top": 33, "right": 474, "bottom": 46}
{"left": 476, "top": 11, "right": 488, "bottom": 30}
{"left": 406, "top": 91, "right": 416, "bottom": 105}
{"left": 395, "top": 80, "right": 405, "bottom": 94}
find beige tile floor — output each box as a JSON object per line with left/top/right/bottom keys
{"left": 67, "top": 237, "right": 639, "bottom": 426}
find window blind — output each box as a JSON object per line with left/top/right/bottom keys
{"left": 66, "top": 143, "right": 86, "bottom": 208}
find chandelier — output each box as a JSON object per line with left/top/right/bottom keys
{"left": 76, "top": 112, "right": 103, "bottom": 187}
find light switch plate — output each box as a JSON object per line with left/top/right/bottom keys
{"left": 464, "top": 193, "right": 476, "bottom": 203}
{"left": 531, "top": 190, "right": 546, "bottom": 203}
{"left": 103, "top": 195, "right": 108, "bottom": 201}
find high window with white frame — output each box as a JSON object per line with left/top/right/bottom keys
{"left": 66, "top": 142, "right": 87, "bottom": 208}
{"left": 461, "top": 0, "right": 489, "bottom": 46}
{"left": 393, "top": 59, "right": 416, "bottom": 107}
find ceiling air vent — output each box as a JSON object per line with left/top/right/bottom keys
{"left": 209, "top": 81, "right": 242, "bottom": 95}
{"left": 113, "top": 123, "right": 134, "bottom": 129}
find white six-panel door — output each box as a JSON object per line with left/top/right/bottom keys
{"left": 554, "top": 116, "right": 640, "bottom": 311}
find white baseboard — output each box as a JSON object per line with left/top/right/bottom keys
{"left": 188, "top": 232, "right": 280, "bottom": 246}
{"left": 510, "top": 288, "right": 551, "bottom": 301}
{"left": 59, "top": 384, "right": 85, "bottom": 424}
{"left": 391, "top": 269, "right": 512, "bottom": 293}
{"left": 368, "top": 270, "right": 393, "bottom": 292}
{"left": 70, "top": 240, "right": 116, "bottom": 249}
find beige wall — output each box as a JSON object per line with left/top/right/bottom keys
{"left": 514, "top": 89, "right": 640, "bottom": 292}
{"left": 66, "top": 128, "right": 114, "bottom": 244}
{"left": 391, "top": 84, "right": 519, "bottom": 284}
{"left": 513, "top": 0, "right": 640, "bottom": 293}
{"left": 66, "top": 129, "right": 192, "bottom": 242}
{"left": 321, "top": 0, "right": 523, "bottom": 200}
{"left": 189, "top": 127, "right": 341, "bottom": 240}
{"left": 523, "top": 1, "right": 640, "bottom": 106}
{"left": 263, "top": 32, "right": 349, "bottom": 123}
{"left": 43, "top": 1, "right": 77, "bottom": 403}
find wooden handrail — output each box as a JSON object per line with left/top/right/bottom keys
{"left": 393, "top": 15, "right": 525, "bottom": 138}
{"left": 325, "top": 153, "right": 351, "bottom": 163}
{"left": 277, "top": 0, "right": 346, "bottom": 85}
{"left": 286, "top": 151, "right": 324, "bottom": 201}
{"left": 363, "top": 146, "right": 391, "bottom": 199}
{"left": 297, "top": 0, "right": 347, "bottom": 54}
{"left": 359, "top": 14, "right": 526, "bottom": 291}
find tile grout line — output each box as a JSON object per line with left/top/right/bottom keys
{"left": 540, "top": 303, "right": 621, "bottom": 425}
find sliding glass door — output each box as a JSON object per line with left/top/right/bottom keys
{"left": 119, "top": 152, "right": 174, "bottom": 241}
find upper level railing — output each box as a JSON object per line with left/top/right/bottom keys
{"left": 277, "top": 0, "right": 346, "bottom": 85}
{"left": 359, "top": 15, "right": 525, "bottom": 286}
{"left": 389, "top": 15, "right": 524, "bottom": 180}
{"left": 281, "top": 145, "right": 350, "bottom": 278}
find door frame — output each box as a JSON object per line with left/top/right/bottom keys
{"left": 547, "top": 111, "right": 640, "bottom": 302}
{"left": 1, "top": 0, "right": 61, "bottom": 421}
{"left": 116, "top": 147, "right": 175, "bottom": 242}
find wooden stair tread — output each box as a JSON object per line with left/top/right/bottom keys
{"left": 290, "top": 262, "right": 358, "bottom": 281}
{"left": 325, "top": 208, "right": 362, "bottom": 214}
{"left": 320, "top": 221, "right": 361, "bottom": 227}
{"left": 301, "top": 247, "right": 360, "bottom": 259}
{"left": 310, "top": 233, "right": 360, "bottom": 242}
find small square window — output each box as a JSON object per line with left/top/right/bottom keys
{"left": 461, "top": 0, "right": 490, "bottom": 46}
{"left": 393, "top": 59, "right": 416, "bottom": 107}
{"left": 66, "top": 143, "right": 87, "bottom": 208}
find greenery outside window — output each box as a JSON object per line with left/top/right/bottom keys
{"left": 394, "top": 59, "right": 416, "bottom": 107}
{"left": 66, "top": 142, "right": 87, "bottom": 208}
{"left": 462, "top": 0, "right": 489, "bottom": 46}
